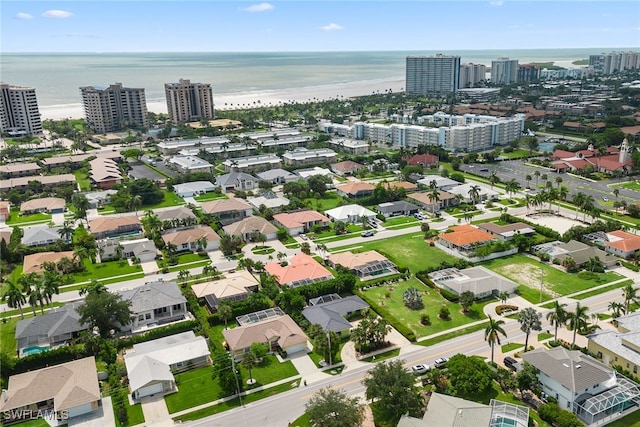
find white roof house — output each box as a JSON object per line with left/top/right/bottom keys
{"left": 173, "top": 181, "right": 216, "bottom": 197}
{"left": 222, "top": 154, "right": 281, "bottom": 173}
{"left": 168, "top": 155, "right": 213, "bottom": 174}
{"left": 247, "top": 194, "right": 290, "bottom": 211}
{"left": 124, "top": 331, "right": 211, "bottom": 400}
{"left": 325, "top": 204, "right": 377, "bottom": 223}
{"left": 294, "top": 166, "right": 333, "bottom": 179}
{"left": 446, "top": 183, "right": 500, "bottom": 202}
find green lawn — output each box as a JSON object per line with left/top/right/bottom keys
{"left": 142, "top": 189, "right": 186, "bottom": 210}
{"left": 501, "top": 342, "right": 524, "bottom": 353}
{"left": 252, "top": 246, "right": 275, "bottom": 255}
{"left": 538, "top": 332, "right": 554, "bottom": 341}
{"left": 501, "top": 149, "right": 538, "bottom": 159}
{"left": 116, "top": 399, "right": 145, "bottom": 427}
{"left": 382, "top": 217, "right": 418, "bottom": 227}
{"left": 361, "top": 348, "right": 400, "bottom": 362}
{"left": 160, "top": 252, "right": 209, "bottom": 267}
{"left": 6, "top": 211, "right": 51, "bottom": 225}
{"left": 290, "top": 412, "right": 310, "bottom": 427}
{"left": 417, "top": 321, "right": 489, "bottom": 347}
{"left": 165, "top": 355, "right": 298, "bottom": 413}
{"left": 607, "top": 408, "right": 640, "bottom": 427}
{"left": 73, "top": 169, "right": 91, "bottom": 191}
{"left": 333, "top": 233, "right": 456, "bottom": 273}
{"left": 619, "top": 181, "right": 640, "bottom": 191}
{"left": 304, "top": 192, "right": 344, "bottom": 212}
{"left": 480, "top": 254, "right": 623, "bottom": 302}
{"left": 1, "top": 316, "right": 19, "bottom": 356}
{"left": 7, "top": 419, "right": 50, "bottom": 427}
{"left": 193, "top": 192, "right": 228, "bottom": 202}
{"left": 359, "top": 278, "right": 491, "bottom": 338}
{"left": 67, "top": 259, "right": 143, "bottom": 284}
{"left": 572, "top": 279, "right": 633, "bottom": 300}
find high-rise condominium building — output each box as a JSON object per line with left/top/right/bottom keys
{"left": 517, "top": 64, "right": 540, "bottom": 83}
{"left": 80, "top": 83, "right": 149, "bottom": 133}
{"left": 459, "top": 63, "right": 487, "bottom": 88}
{"left": 0, "top": 82, "right": 43, "bottom": 136}
{"left": 491, "top": 58, "right": 519, "bottom": 85}
{"left": 589, "top": 51, "right": 640, "bottom": 74}
{"left": 165, "top": 79, "right": 215, "bottom": 123}
{"left": 406, "top": 55, "right": 461, "bottom": 95}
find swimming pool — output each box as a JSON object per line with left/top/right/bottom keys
{"left": 22, "top": 345, "right": 50, "bottom": 357}
{"left": 538, "top": 142, "right": 556, "bottom": 153}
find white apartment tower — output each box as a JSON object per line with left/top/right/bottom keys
{"left": 406, "top": 55, "right": 461, "bottom": 95}
{"left": 491, "top": 58, "right": 519, "bottom": 85}
{"left": 459, "top": 63, "right": 487, "bottom": 88}
{"left": 0, "top": 82, "right": 43, "bottom": 136}
{"left": 165, "top": 79, "right": 215, "bottom": 123}
{"left": 80, "top": 83, "right": 149, "bottom": 133}
{"left": 589, "top": 51, "right": 640, "bottom": 74}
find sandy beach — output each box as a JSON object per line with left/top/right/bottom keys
{"left": 39, "top": 77, "right": 405, "bottom": 121}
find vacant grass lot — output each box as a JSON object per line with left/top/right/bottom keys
{"left": 143, "top": 190, "right": 186, "bottom": 210}
{"left": 68, "top": 259, "right": 143, "bottom": 284}
{"left": 359, "top": 278, "right": 491, "bottom": 338}
{"left": 480, "top": 254, "right": 622, "bottom": 303}
{"left": 382, "top": 216, "right": 418, "bottom": 227}
{"left": 333, "top": 233, "right": 456, "bottom": 273}
{"left": 303, "top": 192, "right": 344, "bottom": 212}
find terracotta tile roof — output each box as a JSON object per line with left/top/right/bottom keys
{"left": 200, "top": 198, "right": 252, "bottom": 214}
{"left": 327, "top": 250, "right": 388, "bottom": 270}
{"left": 439, "top": 225, "right": 496, "bottom": 246}
{"left": 381, "top": 181, "right": 418, "bottom": 191}
{"left": 336, "top": 182, "right": 375, "bottom": 195}
{"left": 23, "top": 251, "right": 75, "bottom": 274}
{"left": 605, "top": 230, "right": 640, "bottom": 252}
{"left": 89, "top": 216, "right": 141, "bottom": 234}
{"left": 162, "top": 226, "right": 220, "bottom": 246}
{"left": 551, "top": 149, "right": 576, "bottom": 159}
{"left": 20, "top": 197, "right": 66, "bottom": 212}
{"left": 405, "top": 153, "right": 439, "bottom": 166}
{"left": 265, "top": 252, "right": 333, "bottom": 285}
{"left": 272, "top": 210, "right": 329, "bottom": 230}
{"left": 330, "top": 160, "right": 364, "bottom": 172}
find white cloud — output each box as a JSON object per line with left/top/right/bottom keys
{"left": 244, "top": 3, "right": 274, "bottom": 13}
{"left": 320, "top": 23, "right": 344, "bottom": 32}
{"left": 16, "top": 12, "right": 33, "bottom": 20}
{"left": 42, "top": 10, "right": 74, "bottom": 19}
{"left": 489, "top": 0, "right": 504, "bottom": 6}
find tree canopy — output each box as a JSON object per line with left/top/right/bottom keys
{"left": 363, "top": 360, "right": 423, "bottom": 422}
{"left": 306, "top": 387, "right": 365, "bottom": 427}
{"left": 446, "top": 353, "right": 494, "bottom": 397}
{"left": 76, "top": 291, "right": 133, "bottom": 338}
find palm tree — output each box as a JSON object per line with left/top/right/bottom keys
{"left": 18, "top": 272, "right": 40, "bottom": 293}
{"left": 468, "top": 185, "right": 481, "bottom": 205}
{"left": 2, "top": 280, "right": 27, "bottom": 319}
{"left": 427, "top": 188, "right": 440, "bottom": 216}
{"left": 41, "top": 271, "right": 62, "bottom": 306}
{"left": 567, "top": 303, "right": 589, "bottom": 348}
{"left": 580, "top": 195, "right": 595, "bottom": 222}
{"left": 484, "top": 316, "right": 507, "bottom": 364}
{"left": 489, "top": 171, "right": 498, "bottom": 190}
{"left": 33, "top": 282, "right": 50, "bottom": 315}
{"left": 555, "top": 176, "right": 563, "bottom": 190}
{"left": 557, "top": 186, "right": 569, "bottom": 214}
{"left": 622, "top": 283, "right": 640, "bottom": 314}
{"left": 58, "top": 220, "right": 75, "bottom": 242}
{"left": 573, "top": 192, "right": 586, "bottom": 219}
{"left": 525, "top": 174, "right": 532, "bottom": 189}
{"left": 218, "top": 302, "right": 233, "bottom": 329}
{"left": 80, "top": 279, "right": 107, "bottom": 296}
{"left": 72, "top": 193, "right": 91, "bottom": 225}
{"left": 534, "top": 170, "right": 540, "bottom": 187}
{"left": 26, "top": 287, "right": 39, "bottom": 316}
{"left": 608, "top": 301, "right": 625, "bottom": 319}
{"left": 546, "top": 301, "right": 568, "bottom": 343}
{"left": 202, "top": 265, "right": 218, "bottom": 278}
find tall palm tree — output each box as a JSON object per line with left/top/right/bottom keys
{"left": 557, "top": 186, "right": 569, "bottom": 214}
{"left": 18, "top": 272, "right": 40, "bottom": 293}
{"left": 555, "top": 176, "right": 563, "bottom": 190}
{"left": 41, "top": 271, "right": 62, "bottom": 306}
{"left": 79, "top": 279, "right": 107, "bottom": 296}
{"left": 572, "top": 192, "right": 586, "bottom": 220}
{"left": 32, "top": 282, "right": 50, "bottom": 315}
{"left": 608, "top": 301, "right": 625, "bottom": 319}
{"left": 484, "top": 316, "right": 507, "bottom": 364}
{"left": 427, "top": 188, "right": 441, "bottom": 216}
{"left": 2, "top": 280, "right": 27, "bottom": 319}
{"left": 546, "top": 301, "right": 568, "bottom": 343}
{"left": 622, "top": 283, "right": 640, "bottom": 314}
{"left": 567, "top": 303, "right": 589, "bottom": 348}
{"left": 72, "top": 193, "right": 91, "bottom": 225}
{"left": 489, "top": 171, "right": 498, "bottom": 190}
{"left": 534, "top": 170, "right": 540, "bottom": 187}
{"left": 58, "top": 220, "right": 75, "bottom": 242}
{"left": 580, "top": 195, "right": 595, "bottom": 222}
{"left": 468, "top": 185, "right": 481, "bottom": 205}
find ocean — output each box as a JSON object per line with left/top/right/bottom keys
{"left": 0, "top": 48, "right": 629, "bottom": 113}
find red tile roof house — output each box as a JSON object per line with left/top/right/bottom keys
{"left": 330, "top": 160, "right": 365, "bottom": 176}
{"left": 336, "top": 182, "right": 375, "bottom": 199}
{"left": 265, "top": 252, "right": 333, "bottom": 288}
{"left": 200, "top": 198, "right": 253, "bottom": 225}
{"left": 603, "top": 230, "right": 640, "bottom": 260}
{"left": 404, "top": 153, "right": 439, "bottom": 168}
{"left": 272, "top": 210, "right": 330, "bottom": 236}
{"left": 161, "top": 225, "right": 221, "bottom": 252}
{"left": 435, "top": 225, "right": 517, "bottom": 261}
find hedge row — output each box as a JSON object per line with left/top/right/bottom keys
{"left": 114, "top": 320, "right": 200, "bottom": 349}
{"left": 415, "top": 271, "right": 459, "bottom": 303}
{"left": 621, "top": 261, "right": 640, "bottom": 272}
{"left": 355, "top": 289, "right": 417, "bottom": 342}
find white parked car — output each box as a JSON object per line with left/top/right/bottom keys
{"left": 411, "top": 364, "right": 430, "bottom": 375}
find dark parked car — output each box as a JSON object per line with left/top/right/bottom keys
{"left": 504, "top": 356, "right": 518, "bottom": 371}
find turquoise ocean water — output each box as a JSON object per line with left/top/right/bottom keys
{"left": 0, "top": 48, "right": 631, "bottom": 108}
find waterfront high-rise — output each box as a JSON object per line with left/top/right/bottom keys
{"left": 517, "top": 64, "right": 540, "bottom": 83}
{"left": 459, "top": 63, "right": 487, "bottom": 88}
{"left": 589, "top": 51, "right": 640, "bottom": 74}
{"left": 0, "top": 82, "right": 43, "bottom": 136}
{"left": 165, "top": 79, "right": 215, "bottom": 123}
{"left": 491, "top": 58, "right": 519, "bottom": 85}
{"left": 80, "top": 83, "right": 149, "bottom": 133}
{"left": 406, "top": 55, "right": 461, "bottom": 95}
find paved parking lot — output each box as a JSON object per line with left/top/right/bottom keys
{"left": 129, "top": 163, "right": 170, "bottom": 181}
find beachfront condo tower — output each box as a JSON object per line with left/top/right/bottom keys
{"left": 165, "top": 79, "right": 215, "bottom": 123}
{"left": 406, "top": 54, "right": 461, "bottom": 95}
{"left": 491, "top": 58, "right": 519, "bottom": 85}
{"left": 80, "top": 83, "right": 149, "bottom": 133}
{"left": 459, "top": 63, "right": 487, "bottom": 88}
{"left": 0, "top": 82, "right": 43, "bottom": 136}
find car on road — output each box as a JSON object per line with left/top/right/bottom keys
{"left": 361, "top": 230, "right": 374, "bottom": 237}
{"left": 434, "top": 357, "right": 448, "bottom": 369}
{"left": 411, "top": 364, "right": 430, "bottom": 375}
{"left": 602, "top": 197, "right": 608, "bottom": 202}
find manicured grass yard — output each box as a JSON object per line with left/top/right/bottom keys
{"left": 359, "top": 278, "right": 491, "bottom": 338}
{"left": 480, "top": 254, "right": 623, "bottom": 303}
{"left": 6, "top": 211, "right": 51, "bottom": 225}
{"left": 333, "top": 233, "right": 456, "bottom": 273}
{"left": 304, "top": 192, "right": 344, "bottom": 212}
{"left": 193, "top": 192, "right": 228, "bottom": 202}
{"left": 143, "top": 189, "right": 186, "bottom": 210}
{"left": 382, "top": 216, "right": 418, "bottom": 227}
{"left": 68, "top": 259, "right": 143, "bottom": 284}
{"left": 8, "top": 419, "right": 49, "bottom": 427}
{"left": 73, "top": 169, "right": 91, "bottom": 191}
{"left": 501, "top": 342, "right": 524, "bottom": 353}
{"left": 620, "top": 181, "right": 640, "bottom": 192}
{"left": 1, "top": 316, "right": 19, "bottom": 356}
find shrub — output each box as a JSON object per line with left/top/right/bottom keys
{"left": 420, "top": 314, "right": 431, "bottom": 326}
{"left": 621, "top": 261, "right": 639, "bottom": 272}
{"left": 439, "top": 305, "right": 451, "bottom": 320}
{"left": 439, "top": 288, "right": 459, "bottom": 303}
{"left": 356, "top": 290, "right": 416, "bottom": 342}
{"left": 403, "top": 287, "right": 424, "bottom": 309}
{"left": 495, "top": 305, "right": 519, "bottom": 315}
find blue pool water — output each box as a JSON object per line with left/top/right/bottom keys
{"left": 22, "top": 346, "right": 50, "bottom": 356}
{"left": 538, "top": 142, "right": 556, "bottom": 153}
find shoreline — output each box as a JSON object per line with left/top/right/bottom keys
{"left": 39, "top": 77, "right": 405, "bottom": 121}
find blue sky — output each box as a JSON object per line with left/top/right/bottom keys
{"left": 2, "top": 1, "right": 639, "bottom": 52}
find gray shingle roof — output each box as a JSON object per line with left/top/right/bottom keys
{"left": 118, "top": 282, "right": 186, "bottom": 314}
{"left": 15, "top": 304, "right": 87, "bottom": 342}
{"left": 302, "top": 295, "right": 369, "bottom": 332}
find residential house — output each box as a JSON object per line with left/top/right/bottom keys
{"left": 404, "top": 153, "right": 439, "bottom": 168}
{"left": 215, "top": 172, "right": 259, "bottom": 192}
{"left": 282, "top": 148, "right": 337, "bottom": 166}
{"left": 247, "top": 194, "right": 290, "bottom": 212}
{"left": 265, "top": 252, "right": 333, "bottom": 288}
{"left": 435, "top": 225, "right": 504, "bottom": 260}
{"left": 89, "top": 216, "right": 143, "bottom": 239}
{"left": 154, "top": 206, "right": 197, "bottom": 224}
{"left": 272, "top": 210, "right": 330, "bottom": 236}
{"left": 294, "top": 166, "right": 334, "bottom": 180}
{"left": 118, "top": 281, "right": 188, "bottom": 333}
{"left": 222, "top": 312, "right": 309, "bottom": 359}
{"left": 408, "top": 190, "right": 458, "bottom": 212}
{"left": 0, "top": 174, "right": 76, "bottom": 192}
{"left": 327, "top": 138, "right": 370, "bottom": 155}
{"left": 89, "top": 157, "right": 122, "bottom": 189}
{"left": 172, "top": 181, "right": 216, "bottom": 198}
{"left": 20, "top": 197, "right": 66, "bottom": 214}
{"left": 381, "top": 180, "right": 418, "bottom": 193}
{"left": 98, "top": 238, "right": 158, "bottom": 262}
{"left": 21, "top": 225, "right": 68, "bottom": 247}
{"left": 375, "top": 201, "right": 420, "bottom": 218}
{"left": 326, "top": 251, "right": 398, "bottom": 279}
{"left": 124, "top": 331, "right": 211, "bottom": 400}
{"left": 416, "top": 175, "right": 460, "bottom": 191}
{"left": 603, "top": 230, "right": 640, "bottom": 259}
{"left": 200, "top": 198, "right": 253, "bottom": 225}
{"left": 428, "top": 266, "right": 518, "bottom": 299}
{"left": 256, "top": 168, "right": 299, "bottom": 185}
{"left": 191, "top": 270, "right": 259, "bottom": 312}
{"left": 302, "top": 294, "right": 369, "bottom": 335}
{"left": 0, "top": 201, "right": 10, "bottom": 221}
{"left": 168, "top": 155, "right": 213, "bottom": 174}
{"left": 398, "top": 393, "right": 529, "bottom": 427}
{"left": 588, "top": 311, "right": 640, "bottom": 377}
{"left": 324, "top": 204, "right": 377, "bottom": 224}
{"left": 521, "top": 347, "right": 640, "bottom": 426}
{"left": 0, "top": 228, "right": 11, "bottom": 244}
{"left": 330, "top": 160, "right": 364, "bottom": 176}
{"left": 336, "top": 182, "right": 375, "bottom": 199}
{"left": 446, "top": 183, "right": 499, "bottom": 203}
{"left": 40, "top": 151, "right": 122, "bottom": 169}
{"left": 0, "top": 162, "right": 40, "bottom": 178}
{"left": 161, "top": 225, "right": 221, "bottom": 252}
{"left": 478, "top": 222, "right": 535, "bottom": 241}
{"left": 0, "top": 357, "right": 102, "bottom": 423}
{"left": 222, "top": 216, "right": 279, "bottom": 241}
{"left": 222, "top": 154, "right": 281, "bottom": 173}
{"left": 84, "top": 190, "right": 117, "bottom": 209}
{"left": 533, "top": 240, "right": 619, "bottom": 268}
{"left": 23, "top": 250, "right": 75, "bottom": 274}
{"left": 15, "top": 303, "right": 87, "bottom": 358}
